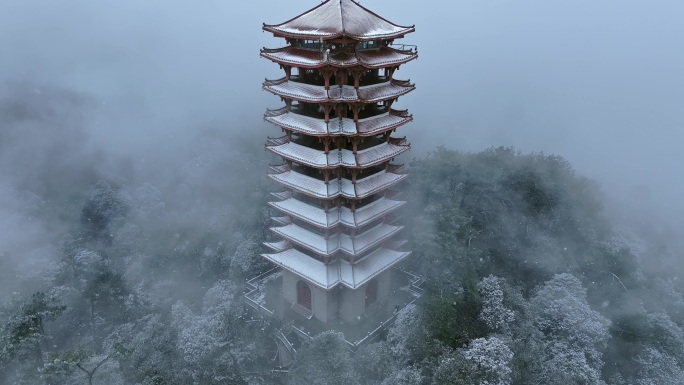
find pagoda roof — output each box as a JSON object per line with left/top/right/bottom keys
{"left": 263, "top": 78, "right": 414, "bottom": 104}
{"left": 264, "top": 239, "right": 291, "bottom": 252}
{"left": 261, "top": 45, "right": 417, "bottom": 69}
{"left": 269, "top": 169, "right": 407, "bottom": 199}
{"left": 271, "top": 190, "right": 293, "bottom": 200}
{"left": 269, "top": 196, "right": 405, "bottom": 229}
{"left": 265, "top": 108, "right": 412, "bottom": 137}
{"left": 269, "top": 164, "right": 290, "bottom": 174}
{"left": 262, "top": 247, "right": 411, "bottom": 290}
{"left": 263, "top": 0, "right": 415, "bottom": 42}
{"left": 266, "top": 139, "right": 409, "bottom": 169}
{"left": 271, "top": 216, "right": 293, "bottom": 226}
{"left": 271, "top": 222, "right": 402, "bottom": 257}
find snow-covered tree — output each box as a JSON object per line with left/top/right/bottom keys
{"left": 80, "top": 180, "right": 127, "bottom": 240}
{"left": 229, "top": 234, "right": 265, "bottom": 279}
{"left": 354, "top": 342, "right": 394, "bottom": 385}
{"left": 478, "top": 276, "right": 515, "bottom": 332}
{"left": 530, "top": 274, "right": 611, "bottom": 351}
{"left": 462, "top": 336, "right": 513, "bottom": 385}
{"left": 387, "top": 304, "right": 422, "bottom": 358}
{"left": 431, "top": 337, "right": 513, "bottom": 385}
{"left": 380, "top": 366, "right": 423, "bottom": 385}
{"left": 104, "top": 314, "right": 177, "bottom": 384}
{"left": 287, "top": 331, "right": 359, "bottom": 385}
{"left": 632, "top": 347, "right": 684, "bottom": 385}
{"left": 533, "top": 341, "right": 605, "bottom": 385}
{"left": 524, "top": 274, "right": 611, "bottom": 384}
{"left": 642, "top": 312, "right": 684, "bottom": 368}
{"left": 169, "top": 280, "right": 252, "bottom": 385}
{"left": 42, "top": 349, "right": 126, "bottom": 385}
{"left": 386, "top": 303, "right": 440, "bottom": 365}
{"left": 1, "top": 292, "right": 66, "bottom": 364}
{"left": 432, "top": 349, "right": 473, "bottom": 385}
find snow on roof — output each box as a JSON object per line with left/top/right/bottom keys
{"left": 271, "top": 190, "right": 293, "bottom": 200}
{"left": 271, "top": 222, "right": 403, "bottom": 257}
{"left": 269, "top": 169, "right": 407, "bottom": 199}
{"left": 269, "top": 163, "right": 291, "bottom": 174}
{"left": 354, "top": 141, "right": 410, "bottom": 167}
{"left": 267, "top": 140, "right": 409, "bottom": 169}
{"left": 262, "top": 247, "right": 411, "bottom": 290}
{"left": 356, "top": 47, "right": 417, "bottom": 68}
{"left": 261, "top": 46, "right": 417, "bottom": 69}
{"left": 263, "top": 0, "right": 415, "bottom": 41}
{"left": 265, "top": 135, "right": 290, "bottom": 146}
{"left": 344, "top": 197, "right": 406, "bottom": 227}
{"left": 269, "top": 170, "right": 332, "bottom": 198}
{"left": 357, "top": 79, "right": 414, "bottom": 102}
{"left": 271, "top": 216, "right": 293, "bottom": 226}
{"left": 264, "top": 239, "right": 291, "bottom": 252}
{"left": 270, "top": 198, "right": 337, "bottom": 228}
{"left": 263, "top": 78, "right": 415, "bottom": 104}
{"left": 269, "top": 197, "right": 405, "bottom": 229}
{"left": 271, "top": 224, "right": 332, "bottom": 255}
{"left": 354, "top": 170, "right": 407, "bottom": 198}
{"left": 265, "top": 109, "right": 412, "bottom": 137}
{"left": 266, "top": 111, "right": 337, "bottom": 136}
{"left": 357, "top": 110, "right": 413, "bottom": 135}
{"left": 268, "top": 142, "right": 329, "bottom": 168}
{"left": 263, "top": 248, "right": 336, "bottom": 289}
{"left": 338, "top": 248, "right": 411, "bottom": 288}
{"left": 346, "top": 223, "right": 403, "bottom": 255}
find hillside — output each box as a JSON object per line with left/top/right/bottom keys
{"left": 1, "top": 92, "right": 682, "bottom": 384}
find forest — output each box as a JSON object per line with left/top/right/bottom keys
{"left": 2, "top": 86, "right": 684, "bottom": 385}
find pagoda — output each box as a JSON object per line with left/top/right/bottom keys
{"left": 251, "top": 0, "right": 419, "bottom": 342}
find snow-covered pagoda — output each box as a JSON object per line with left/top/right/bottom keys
{"left": 246, "top": 0, "right": 421, "bottom": 347}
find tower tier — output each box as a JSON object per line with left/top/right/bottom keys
{"left": 267, "top": 137, "right": 409, "bottom": 169}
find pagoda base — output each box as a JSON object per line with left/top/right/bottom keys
{"left": 244, "top": 266, "right": 422, "bottom": 349}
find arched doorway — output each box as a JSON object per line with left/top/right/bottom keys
{"left": 297, "top": 280, "right": 312, "bottom": 310}
{"left": 365, "top": 279, "right": 378, "bottom": 308}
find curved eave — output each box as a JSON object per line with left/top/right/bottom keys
{"left": 271, "top": 216, "right": 292, "bottom": 226}
{"left": 266, "top": 141, "right": 410, "bottom": 170}
{"left": 339, "top": 248, "right": 411, "bottom": 289}
{"left": 265, "top": 109, "right": 412, "bottom": 138}
{"left": 269, "top": 197, "right": 406, "bottom": 230}
{"left": 271, "top": 190, "right": 292, "bottom": 200}
{"left": 264, "top": 239, "right": 291, "bottom": 252}
{"left": 354, "top": 169, "right": 408, "bottom": 198}
{"left": 263, "top": 27, "right": 414, "bottom": 42}
{"left": 260, "top": 46, "right": 418, "bottom": 69}
{"left": 262, "top": 247, "right": 412, "bottom": 290}
{"left": 351, "top": 199, "right": 406, "bottom": 228}
{"left": 270, "top": 225, "right": 333, "bottom": 257}
{"left": 268, "top": 169, "right": 407, "bottom": 200}
{"left": 262, "top": 0, "right": 415, "bottom": 43}
{"left": 270, "top": 223, "right": 403, "bottom": 258}
{"left": 263, "top": 78, "right": 415, "bottom": 104}
{"left": 269, "top": 199, "right": 336, "bottom": 229}
{"left": 354, "top": 142, "right": 410, "bottom": 168}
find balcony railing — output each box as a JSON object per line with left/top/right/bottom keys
{"left": 389, "top": 43, "right": 418, "bottom": 53}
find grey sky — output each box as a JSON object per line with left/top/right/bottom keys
{"left": 1, "top": 0, "right": 683, "bottom": 227}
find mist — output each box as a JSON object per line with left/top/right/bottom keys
{"left": 3, "top": 0, "right": 682, "bottom": 222}
{"left": 1, "top": 0, "right": 684, "bottom": 383}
